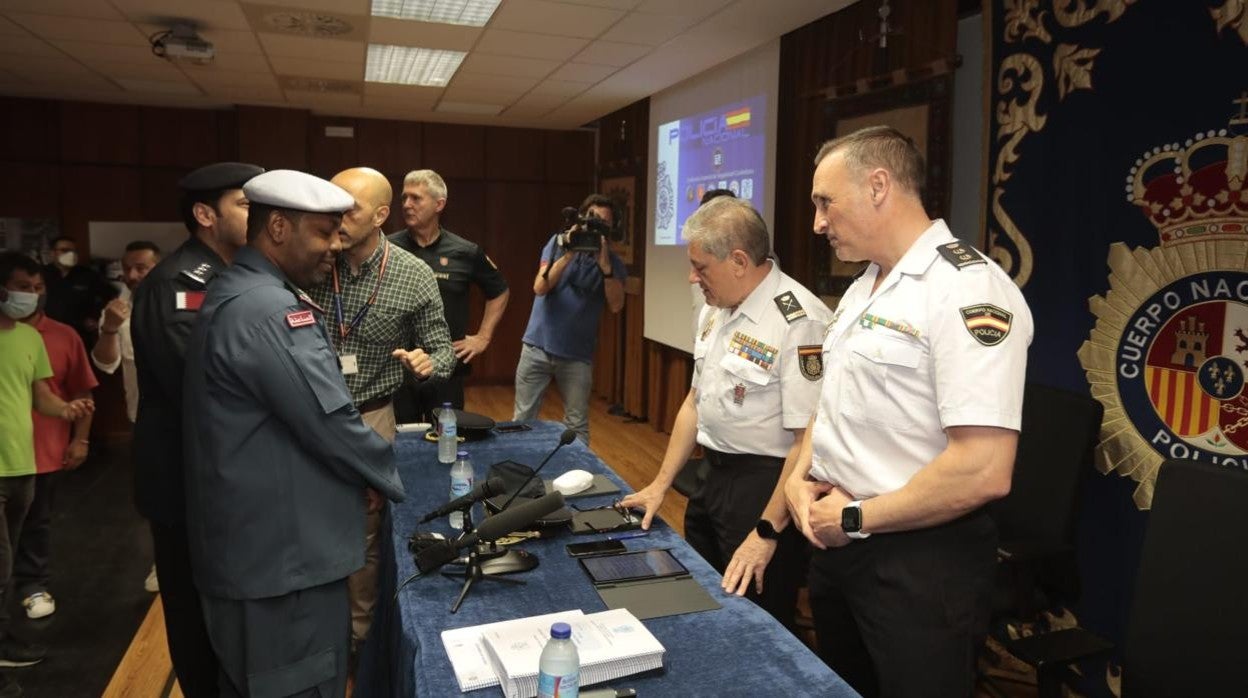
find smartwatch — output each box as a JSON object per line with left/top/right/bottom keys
{"left": 841, "top": 500, "right": 870, "bottom": 540}
{"left": 755, "top": 519, "right": 781, "bottom": 541}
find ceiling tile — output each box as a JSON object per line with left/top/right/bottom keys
{"left": 364, "top": 82, "right": 443, "bottom": 102}
{"left": 284, "top": 89, "right": 361, "bottom": 107}
{"left": 51, "top": 41, "right": 162, "bottom": 64}
{"left": 509, "top": 92, "right": 569, "bottom": 110}
{"left": 572, "top": 40, "right": 649, "bottom": 67}
{"left": 26, "top": 72, "right": 120, "bottom": 91}
{"left": 548, "top": 62, "right": 615, "bottom": 83}
{"left": 490, "top": 0, "right": 625, "bottom": 39}
{"left": 557, "top": 0, "right": 642, "bottom": 9}
{"left": 253, "top": 0, "right": 370, "bottom": 15}
{"left": 113, "top": 0, "right": 254, "bottom": 31}
{"left": 258, "top": 33, "right": 363, "bottom": 61}
{"left": 503, "top": 103, "right": 556, "bottom": 119}
{"left": 600, "top": 12, "right": 696, "bottom": 45}
{"left": 0, "top": 0, "right": 124, "bottom": 20}
{"left": 92, "top": 59, "right": 188, "bottom": 81}
{"left": 449, "top": 72, "right": 539, "bottom": 93}
{"left": 8, "top": 14, "right": 150, "bottom": 45}
{"left": 138, "top": 25, "right": 265, "bottom": 54}
{"left": 460, "top": 52, "right": 558, "bottom": 78}
{"left": 185, "top": 68, "right": 279, "bottom": 88}
{"left": 368, "top": 16, "right": 479, "bottom": 52}
{"left": 474, "top": 29, "right": 587, "bottom": 62}
{"left": 268, "top": 55, "right": 361, "bottom": 81}
{"left": 0, "top": 33, "right": 60, "bottom": 56}
{"left": 244, "top": 3, "right": 367, "bottom": 41}
{"left": 441, "top": 85, "right": 522, "bottom": 103}
{"left": 528, "top": 79, "right": 592, "bottom": 97}
{"left": 181, "top": 51, "right": 273, "bottom": 72}
{"left": 116, "top": 77, "right": 203, "bottom": 95}
{"left": 0, "top": 52, "right": 94, "bottom": 75}
{"left": 436, "top": 101, "right": 504, "bottom": 116}
{"left": 0, "top": 15, "right": 30, "bottom": 35}
{"left": 634, "top": 0, "right": 730, "bottom": 17}
{"left": 202, "top": 84, "right": 286, "bottom": 102}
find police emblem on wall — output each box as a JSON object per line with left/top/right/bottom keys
{"left": 1078, "top": 102, "right": 1248, "bottom": 508}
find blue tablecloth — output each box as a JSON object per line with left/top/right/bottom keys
{"left": 357, "top": 421, "right": 857, "bottom": 697}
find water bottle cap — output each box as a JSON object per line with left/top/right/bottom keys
{"left": 442, "top": 402, "right": 453, "bottom": 408}
{"left": 550, "top": 622, "right": 571, "bottom": 639}
{"left": 457, "top": 450, "right": 469, "bottom": 458}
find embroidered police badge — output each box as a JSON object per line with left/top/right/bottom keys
{"left": 773, "top": 291, "right": 807, "bottom": 323}
{"left": 798, "top": 345, "right": 823, "bottom": 381}
{"left": 937, "top": 242, "right": 986, "bottom": 270}
{"left": 960, "top": 304, "right": 1012, "bottom": 346}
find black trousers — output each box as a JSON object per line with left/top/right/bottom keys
{"left": 14, "top": 472, "right": 57, "bottom": 598}
{"left": 201, "top": 579, "right": 349, "bottom": 698}
{"left": 394, "top": 374, "right": 464, "bottom": 424}
{"left": 683, "top": 449, "right": 806, "bottom": 633}
{"left": 808, "top": 510, "right": 997, "bottom": 698}
{"left": 151, "top": 520, "right": 219, "bottom": 698}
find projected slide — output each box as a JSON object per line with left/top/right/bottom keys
{"left": 654, "top": 95, "right": 766, "bottom": 245}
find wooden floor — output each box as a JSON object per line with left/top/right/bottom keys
{"left": 105, "top": 385, "right": 684, "bottom": 698}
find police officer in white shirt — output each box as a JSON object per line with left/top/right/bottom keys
{"left": 785, "top": 126, "right": 1033, "bottom": 698}
{"left": 621, "top": 197, "right": 831, "bottom": 631}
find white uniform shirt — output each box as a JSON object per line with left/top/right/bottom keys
{"left": 693, "top": 261, "right": 832, "bottom": 458}
{"left": 809, "top": 220, "right": 1033, "bottom": 498}
{"left": 92, "top": 310, "right": 137, "bottom": 423}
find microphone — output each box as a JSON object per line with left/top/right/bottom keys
{"left": 414, "top": 492, "right": 566, "bottom": 574}
{"left": 496, "top": 429, "right": 577, "bottom": 513}
{"left": 419, "top": 476, "right": 506, "bottom": 523}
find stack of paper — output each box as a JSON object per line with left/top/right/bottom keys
{"left": 441, "top": 610, "right": 585, "bottom": 692}
{"left": 481, "top": 608, "right": 665, "bottom": 698}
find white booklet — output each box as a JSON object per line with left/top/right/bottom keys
{"left": 441, "top": 610, "right": 585, "bottom": 692}
{"left": 481, "top": 608, "right": 665, "bottom": 698}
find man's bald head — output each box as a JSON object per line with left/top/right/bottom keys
{"left": 332, "top": 167, "right": 393, "bottom": 253}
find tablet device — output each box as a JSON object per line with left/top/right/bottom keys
{"left": 579, "top": 549, "right": 689, "bottom": 585}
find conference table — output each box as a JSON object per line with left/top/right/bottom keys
{"left": 356, "top": 421, "right": 857, "bottom": 697}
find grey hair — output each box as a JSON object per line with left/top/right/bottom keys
{"left": 683, "top": 197, "right": 770, "bottom": 265}
{"left": 814, "top": 125, "right": 925, "bottom": 197}
{"left": 402, "top": 169, "right": 447, "bottom": 201}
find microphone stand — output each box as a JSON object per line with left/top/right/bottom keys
{"left": 445, "top": 491, "right": 540, "bottom": 578}
{"left": 441, "top": 506, "right": 526, "bottom": 614}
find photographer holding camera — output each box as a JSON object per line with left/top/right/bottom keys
{"left": 513, "top": 194, "right": 626, "bottom": 443}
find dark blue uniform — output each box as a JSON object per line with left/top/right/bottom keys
{"left": 183, "top": 247, "right": 404, "bottom": 697}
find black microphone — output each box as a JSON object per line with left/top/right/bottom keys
{"left": 414, "top": 492, "right": 566, "bottom": 574}
{"left": 496, "top": 429, "right": 577, "bottom": 513}
{"left": 418, "top": 476, "right": 506, "bottom": 523}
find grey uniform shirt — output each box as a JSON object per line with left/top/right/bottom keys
{"left": 182, "top": 247, "right": 405, "bottom": 600}
{"left": 693, "top": 261, "right": 832, "bottom": 458}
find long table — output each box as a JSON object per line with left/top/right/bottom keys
{"left": 357, "top": 421, "right": 858, "bottom": 697}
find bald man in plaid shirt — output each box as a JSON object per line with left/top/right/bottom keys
{"left": 307, "top": 167, "right": 454, "bottom": 653}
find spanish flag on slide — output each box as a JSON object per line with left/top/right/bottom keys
{"left": 725, "top": 106, "right": 751, "bottom": 129}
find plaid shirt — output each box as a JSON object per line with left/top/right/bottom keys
{"left": 307, "top": 233, "right": 455, "bottom": 405}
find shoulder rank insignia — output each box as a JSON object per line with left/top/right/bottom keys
{"left": 937, "top": 241, "right": 986, "bottom": 270}
{"left": 798, "top": 345, "right": 823, "bottom": 381}
{"left": 960, "top": 304, "right": 1012, "bottom": 346}
{"left": 286, "top": 309, "right": 316, "bottom": 328}
{"left": 179, "top": 262, "right": 214, "bottom": 287}
{"left": 698, "top": 313, "right": 716, "bottom": 342}
{"left": 774, "top": 291, "right": 807, "bottom": 323}
{"left": 174, "top": 291, "right": 205, "bottom": 311}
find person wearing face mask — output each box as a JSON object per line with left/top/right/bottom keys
{"left": 183, "top": 170, "right": 404, "bottom": 698}
{"left": 10, "top": 261, "right": 98, "bottom": 623}
{"left": 130, "top": 162, "right": 263, "bottom": 698}
{"left": 0, "top": 252, "right": 94, "bottom": 694}
{"left": 40, "top": 236, "right": 116, "bottom": 345}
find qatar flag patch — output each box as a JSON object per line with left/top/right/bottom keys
{"left": 174, "top": 291, "right": 205, "bottom": 311}
{"left": 286, "top": 310, "right": 316, "bottom": 328}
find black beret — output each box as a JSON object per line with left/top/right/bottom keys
{"left": 178, "top": 162, "right": 265, "bottom": 192}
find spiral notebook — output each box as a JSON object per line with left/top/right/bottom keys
{"left": 441, "top": 610, "right": 585, "bottom": 692}
{"left": 481, "top": 608, "right": 665, "bottom": 698}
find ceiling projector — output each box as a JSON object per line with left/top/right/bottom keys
{"left": 150, "top": 23, "right": 215, "bottom": 65}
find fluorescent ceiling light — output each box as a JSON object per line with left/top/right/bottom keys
{"left": 371, "top": 0, "right": 502, "bottom": 27}
{"left": 366, "top": 44, "right": 466, "bottom": 86}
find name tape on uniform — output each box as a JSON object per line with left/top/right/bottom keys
{"left": 286, "top": 309, "right": 317, "bottom": 328}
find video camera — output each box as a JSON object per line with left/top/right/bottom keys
{"left": 559, "top": 206, "right": 624, "bottom": 253}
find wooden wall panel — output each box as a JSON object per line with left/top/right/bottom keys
{"left": 308, "top": 116, "right": 360, "bottom": 179}
{"left": 236, "top": 106, "right": 308, "bottom": 170}
{"left": 423, "top": 123, "right": 484, "bottom": 179}
{"left": 139, "top": 107, "right": 220, "bottom": 168}
{"left": 0, "top": 98, "right": 57, "bottom": 163}
{"left": 478, "top": 180, "right": 545, "bottom": 383}
{"left": 486, "top": 127, "right": 545, "bottom": 182}
{"left": 140, "top": 167, "right": 187, "bottom": 223}
{"left": 357, "top": 119, "right": 421, "bottom": 176}
{"left": 621, "top": 291, "right": 645, "bottom": 416}
{"left": 59, "top": 102, "right": 139, "bottom": 165}
{"left": 58, "top": 165, "right": 143, "bottom": 253}
{"left": 0, "top": 162, "right": 59, "bottom": 217}
{"left": 544, "top": 129, "right": 595, "bottom": 184}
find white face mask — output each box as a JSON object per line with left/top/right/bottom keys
{"left": 56, "top": 251, "right": 77, "bottom": 267}
{"left": 0, "top": 290, "right": 39, "bottom": 320}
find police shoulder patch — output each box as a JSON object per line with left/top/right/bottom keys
{"left": 959, "top": 304, "right": 1012, "bottom": 346}
{"left": 774, "top": 291, "right": 807, "bottom": 323}
{"left": 286, "top": 310, "right": 316, "bottom": 328}
{"left": 797, "top": 345, "right": 823, "bottom": 381}
{"left": 937, "top": 242, "right": 986, "bottom": 270}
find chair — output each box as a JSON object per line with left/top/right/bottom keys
{"left": 1121, "top": 458, "right": 1248, "bottom": 696}
{"left": 980, "top": 383, "right": 1112, "bottom": 696}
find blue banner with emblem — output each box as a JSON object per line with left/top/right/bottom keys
{"left": 984, "top": 0, "right": 1248, "bottom": 690}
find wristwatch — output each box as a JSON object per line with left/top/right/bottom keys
{"left": 841, "top": 500, "right": 870, "bottom": 540}
{"left": 755, "top": 519, "right": 780, "bottom": 541}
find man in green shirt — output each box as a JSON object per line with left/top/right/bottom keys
{"left": 0, "top": 252, "right": 93, "bottom": 693}
{"left": 307, "top": 166, "right": 454, "bottom": 651}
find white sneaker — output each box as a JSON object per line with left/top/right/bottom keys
{"left": 22, "top": 592, "right": 55, "bottom": 620}
{"left": 144, "top": 566, "right": 159, "bottom": 593}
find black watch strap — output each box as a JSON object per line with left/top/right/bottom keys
{"left": 755, "top": 519, "right": 780, "bottom": 540}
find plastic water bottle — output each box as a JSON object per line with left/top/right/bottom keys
{"left": 448, "top": 450, "right": 474, "bottom": 530}
{"left": 537, "top": 622, "right": 579, "bottom": 698}
{"left": 438, "top": 402, "right": 457, "bottom": 464}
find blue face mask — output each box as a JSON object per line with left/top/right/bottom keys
{"left": 0, "top": 290, "right": 39, "bottom": 320}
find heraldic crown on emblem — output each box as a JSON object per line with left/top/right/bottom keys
{"left": 1127, "top": 93, "right": 1248, "bottom": 244}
